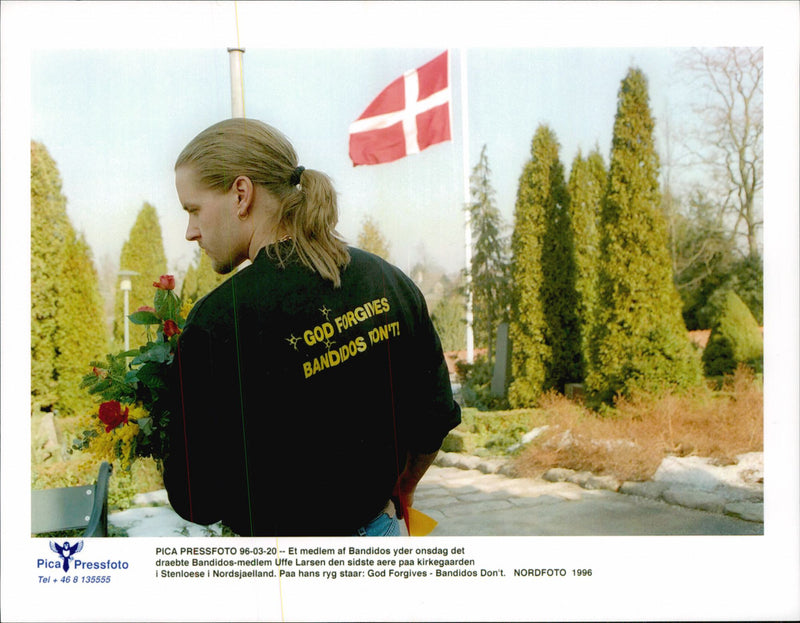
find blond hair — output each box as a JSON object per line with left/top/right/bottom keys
{"left": 175, "top": 118, "right": 350, "bottom": 286}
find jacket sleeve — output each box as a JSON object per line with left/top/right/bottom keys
{"left": 162, "top": 324, "right": 227, "bottom": 526}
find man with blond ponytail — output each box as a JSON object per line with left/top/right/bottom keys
{"left": 164, "top": 118, "right": 460, "bottom": 536}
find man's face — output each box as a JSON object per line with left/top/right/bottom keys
{"left": 176, "top": 165, "right": 247, "bottom": 274}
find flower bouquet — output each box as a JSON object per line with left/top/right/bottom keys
{"left": 74, "top": 275, "right": 189, "bottom": 468}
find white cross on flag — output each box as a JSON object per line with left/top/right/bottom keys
{"left": 349, "top": 51, "right": 451, "bottom": 166}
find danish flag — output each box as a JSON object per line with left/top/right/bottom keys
{"left": 349, "top": 51, "right": 451, "bottom": 166}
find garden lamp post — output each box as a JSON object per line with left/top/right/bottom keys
{"left": 119, "top": 270, "right": 138, "bottom": 350}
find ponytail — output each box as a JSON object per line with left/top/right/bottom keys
{"left": 273, "top": 167, "right": 350, "bottom": 288}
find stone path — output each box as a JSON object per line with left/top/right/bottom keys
{"left": 414, "top": 465, "right": 763, "bottom": 536}
{"left": 110, "top": 460, "right": 763, "bottom": 537}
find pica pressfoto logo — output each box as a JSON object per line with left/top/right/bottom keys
{"left": 49, "top": 540, "right": 83, "bottom": 572}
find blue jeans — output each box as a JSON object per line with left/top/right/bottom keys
{"left": 354, "top": 511, "right": 400, "bottom": 536}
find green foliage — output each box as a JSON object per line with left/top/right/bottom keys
{"left": 31, "top": 142, "right": 70, "bottom": 412}
{"left": 79, "top": 284, "right": 184, "bottom": 462}
{"left": 671, "top": 191, "right": 739, "bottom": 330}
{"left": 440, "top": 429, "right": 466, "bottom": 453}
{"left": 31, "top": 142, "right": 107, "bottom": 416}
{"left": 669, "top": 191, "right": 763, "bottom": 331}
{"left": 430, "top": 291, "right": 466, "bottom": 353}
{"left": 180, "top": 248, "right": 228, "bottom": 304}
{"left": 455, "top": 355, "right": 509, "bottom": 411}
{"left": 456, "top": 407, "right": 538, "bottom": 456}
{"left": 114, "top": 203, "right": 168, "bottom": 347}
{"left": 586, "top": 68, "right": 701, "bottom": 404}
{"left": 356, "top": 214, "right": 391, "bottom": 260}
{"left": 568, "top": 148, "right": 607, "bottom": 380}
{"left": 468, "top": 145, "right": 511, "bottom": 358}
{"left": 702, "top": 289, "right": 763, "bottom": 376}
{"left": 724, "top": 254, "right": 763, "bottom": 326}
{"left": 508, "top": 125, "right": 580, "bottom": 407}
{"left": 689, "top": 255, "right": 764, "bottom": 331}
{"left": 53, "top": 234, "right": 109, "bottom": 415}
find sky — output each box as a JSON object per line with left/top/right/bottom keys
{"left": 23, "top": 4, "right": 705, "bottom": 278}
{"left": 2, "top": 2, "right": 799, "bottom": 622}
{"left": 29, "top": 46, "right": 683, "bottom": 276}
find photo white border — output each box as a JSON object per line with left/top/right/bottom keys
{"left": 3, "top": 2, "right": 797, "bottom": 621}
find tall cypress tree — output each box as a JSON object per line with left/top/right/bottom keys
{"left": 540, "top": 136, "right": 581, "bottom": 394}
{"left": 568, "top": 148, "right": 606, "bottom": 380}
{"left": 31, "top": 141, "right": 70, "bottom": 412}
{"left": 468, "top": 144, "right": 510, "bottom": 361}
{"left": 31, "top": 141, "right": 108, "bottom": 415}
{"left": 54, "top": 233, "right": 108, "bottom": 415}
{"left": 508, "top": 125, "right": 579, "bottom": 407}
{"left": 587, "top": 68, "right": 701, "bottom": 403}
{"left": 114, "top": 202, "right": 168, "bottom": 348}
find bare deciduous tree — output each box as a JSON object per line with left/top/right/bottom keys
{"left": 680, "top": 47, "right": 763, "bottom": 258}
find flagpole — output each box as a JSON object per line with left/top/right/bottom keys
{"left": 228, "top": 47, "right": 246, "bottom": 118}
{"left": 460, "top": 48, "right": 474, "bottom": 364}
{"left": 227, "top": 1, "right": 245, "bottom": 119}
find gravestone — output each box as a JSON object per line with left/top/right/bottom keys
{"left": 565, "top": 383, "right": 585, "bottom": 402}
{"left": 490, "top": 322, "right": 511, "bottom": 397}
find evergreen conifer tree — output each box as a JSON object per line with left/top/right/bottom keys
{"left": 114, "top": 203, "right": 168, "bottom": 348}
{"left": 54, "top": 233, "right": 108, "bottom": 415}
{"left": 31, "top": 141, "right": 108, "bottom": 415}
{"left": 431, "top": 293, "right": 466, "bottom": 354}
{"left": 356, "top": 215, "right": 391, "bottom": 260}
{"left": 671, "top": 191, "right": 738, "bottom": 330}
{"left": 568, "top": 148, "right": 607, "bottom": 380}
{"left": 701, "top": 289, "right": 763, "bottom": 376}
{"left": 587, "top": 68, "right": 701, "bottom": 403}
{"left": 31, "top": 141, "right": 70, "bottom": 412}
{"left": 180, "top": 261, "right": 198, "bottom": 304}
{"left": 468, "top": 145, "right": 511, "bottom": 362}
{"left": 508, "top": 125, "right": 579, "bottom": 407}
{"left": 726, "top": 255, "right": 763, "bottom": 327}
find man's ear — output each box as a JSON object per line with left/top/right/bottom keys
{"left": 232, "top": 175, "right": 254, "bottom": 218}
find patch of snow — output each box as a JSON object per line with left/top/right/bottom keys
{"left": 653, "top": 452, "right": 763, "bottom": 499}
{"left": 555, "top": 430, "right": 576, "bottom": 450}
{"left": 132, "top": 489, "right": 169, "bottom": 505}
{"left": 522, "top": 426, "right": 550, "bottom": 444}
{"left": 538, "top": 428, "right": 638, "bottom": 454}
{"left": 594, "top": 438, "right": 637, "bottom": 452}
{"left": 509, "top": 426, "right": 551, "bottom": 452}
{"left": 733, "top": 452, "right": 764, "bottom": 484}
{"left": 110, "top": 503, "right": 222, "bottom": 537}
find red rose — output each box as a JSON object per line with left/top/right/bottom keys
{"left": 153, "top": 275, "right": 176, "bottom": 290}
{"left": 137, "top": 305, "right": 156, "bottom": 313}
{"left": 163, "top": 319, "right": 182, "bottom": 338}
{"left": 98, "top": 401, "right": 129, "bottom": 433}
{"left": 92, "top": 366, "right": 107, "bottom": 378}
